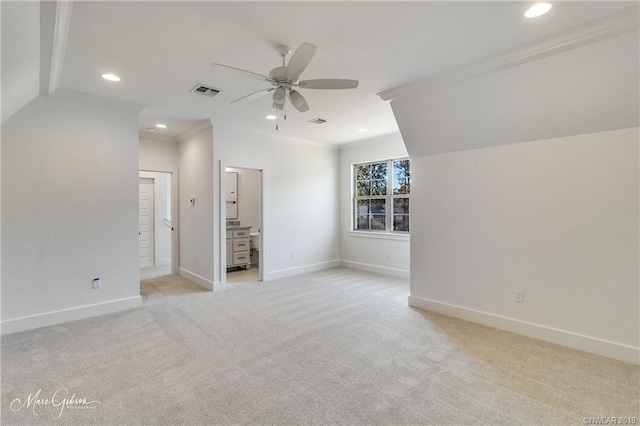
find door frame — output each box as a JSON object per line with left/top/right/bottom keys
{"left": 139, "top": 169, "right": 179, "bottom": 275}
{"left": 219, "top": 160, "right": 266, "bottom": 286}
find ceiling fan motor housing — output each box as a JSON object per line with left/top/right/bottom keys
{"left": 269, "top": 67, "right": 291, "bottom": 84}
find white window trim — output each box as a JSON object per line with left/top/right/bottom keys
{"left": 349, "top": 230, "right": 410, "bottom": 241}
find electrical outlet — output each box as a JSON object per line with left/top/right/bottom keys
{"left": 514, "top": 289, "right": 524, "bottom": 303}
{"left": 92, "top": 278, "right": 101, "bottom": 289}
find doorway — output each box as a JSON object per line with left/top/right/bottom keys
{"left": 225, "top": 166, "right": 263, "bottom": 284}
{"left": 139, "top": 171, "right": 173, "bottom": 280}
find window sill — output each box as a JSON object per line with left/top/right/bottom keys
{"left": 349, "top": 231, "right": 410, "bottom": 241}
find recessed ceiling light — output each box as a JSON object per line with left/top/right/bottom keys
{"left": 266, "top": 115, "right": 277, "bottom": 120}
{"left": 525, "top": 2, "right": 552, "bottom": 18}
{"left": 358, "top": 129, "right": 368, "bottom": 133}
{"left": 155, "top": 124, "right": 167, "bottom": 129}
{"left": 101, "top": 73, "right": 120, "bottom": 82}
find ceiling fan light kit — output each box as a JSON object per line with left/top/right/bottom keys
{"left": 273, "top": 86, "right": 286, "bottom": 104}
{"left": 212, "top": 41, "right": 359, "bottom": 127}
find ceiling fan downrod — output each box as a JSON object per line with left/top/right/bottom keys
{"left": 277, "top": 45, "right": 291, "bottom": 66}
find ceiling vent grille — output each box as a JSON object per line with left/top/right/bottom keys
{"left": 190, "top": 84, "right": 220, "bottom": 97}
{"left": 307, "top": 118, "right": 327, "bottom": 125}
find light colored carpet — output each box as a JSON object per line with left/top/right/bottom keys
{"left": 2, "top": 268, "right": 638, "bottom": 425}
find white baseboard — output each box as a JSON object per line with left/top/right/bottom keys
{"left": 408, "top": 296, "right": 639, "bottom": 365}
{"left": 341, "top": 260, "right": 410, "bottom": 279}
{"left": 179, "top": 268, "right": 213, "bottom": 291}
{"left": 1, "top": 296, "right": 142, "bottom": 335}
{"left": 213, "top": 281, "right": 224, "bottom": 291}
{"left": 266, "top": 260, "right": 340, "bottom": 281}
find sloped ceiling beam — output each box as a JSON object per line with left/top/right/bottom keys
{"left": 40, "top": 0, "right": 73, "bottom": 95}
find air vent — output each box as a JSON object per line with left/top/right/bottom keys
{"left": 190, "top": 84, "right": 220, "bottom": 97}
{"left": 307, "top": 118, "right": 327, "bottom": 125}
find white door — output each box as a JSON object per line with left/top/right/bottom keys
{"left": 139, "top": 178, "right": 155, "bottom": 268}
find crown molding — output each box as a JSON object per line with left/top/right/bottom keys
{"left": 213, "top": 123, "right": 336, "bottom": 148}
{"left": 139, "top": 130, "right": 178, "bottom": 142}
{"left": 51, "top": 88, "right": 145, "bottom": 112}
{"left": 176, "top": 120, "right": 213, "bottom": 142}
{"left": 378, "top": 7, "right": 640, "bottom": 102}
{"left": 338, "top": 131, "right": 403, "bottom": 150}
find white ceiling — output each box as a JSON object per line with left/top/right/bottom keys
{"left": 61, "top": 1, "right": 635, "bottom": 145}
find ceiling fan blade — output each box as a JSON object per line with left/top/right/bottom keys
{"left": 211, "top": 63, "right": 276, "bottom": 83}
{"left": 288, "top": 89, "right": 309, "bottom": 113}
{"left": 286, "top": 42, "right": 317, "bottom": 81}
{"left": 231, "top": 88, "right": 275, "bottom": 104}
{"left": 298, "top": 79, "right": 359, "bottom": 90}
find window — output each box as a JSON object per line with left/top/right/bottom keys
{"left": 354, "top": 158, "right": 410, "bottom": 233}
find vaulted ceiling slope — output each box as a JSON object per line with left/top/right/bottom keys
{"left": 53, "top": 1, "right": 638, "bottom": 144}
{"left": 382, "top": 8, "right": 640, "bottom": 156}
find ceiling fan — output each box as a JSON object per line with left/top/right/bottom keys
{"left": 212, "top": 42, "right": 358, "bottom": 113}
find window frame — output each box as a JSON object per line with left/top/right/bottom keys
{"left": 352, "top": 157, "right": 410, "bottom": 236}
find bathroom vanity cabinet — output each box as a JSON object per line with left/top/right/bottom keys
{"left": 226, "top": 226, "right": 251, "bottom": 270}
